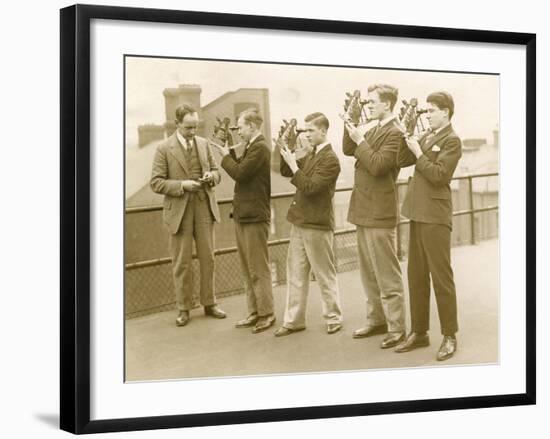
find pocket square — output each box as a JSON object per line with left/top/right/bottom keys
{"left": 432, "top": 145, "right": 441, "bottom": 152}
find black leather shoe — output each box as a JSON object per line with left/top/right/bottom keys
{"left": 204, "top": 305, "right": 226, "bottom": 319}
{"left": 235, "top": 313, "right": 258, "bottom": 328}
{"left": 352, "top": 323, "right": 388, "bottom": 339}
{"left": 394, "top": 332, "right": 430, "bottom": 353}
{"left": 274, "top": 326, "right": 305, "bottom": 337}
{"left": 327, "top": 323, "right": 343, "bottom": 334}
{"left": 175, "top": 310, "right": 190, "bottom": 327}
{"left": 380, "top": 332, "right": 405, "bottom": 349}
{"left": 437, "top": 335, "right": 457, "bottom": 361}
{"left": 252, "top": 315, "right": 276, "bottom": 333}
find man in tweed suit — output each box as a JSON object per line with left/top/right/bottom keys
{"left": 150, "top": 104, "right": 227, "bottom": 327}
{"left": 343, "top": 84, "right": 406, "bottom": 349}
{"left": 213, "top": 108, "right": 276, "bottom": 334}
{"left": 275, "top": 112, "right": 343, "bottom": 336}
{"left": 395, "top": 91, "right": 462, "bottom": 361}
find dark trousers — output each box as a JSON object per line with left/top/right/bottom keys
{"left": 234, "top": 221, "right": 274, "bottom": 317}
{"left": 407, "top": 221, "right": 458, "bottom": 335}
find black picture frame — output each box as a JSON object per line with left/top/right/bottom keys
{"left": 60, "top": 4, "right": 536, "bottom": 434}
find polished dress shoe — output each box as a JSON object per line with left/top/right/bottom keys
{"left": 235, "top": 313, "right": 258, "bottom": 328}
{"left": 380, "top": 332, "right": 405, "bottom": 349}
{"left": 437, "top": 335, "right": 457, "bottom": 361}
{"left": 252, "top": 314, "right": 276, "bottom": 334}
{"left": 175, "top": 310, "right": 190, "bottom": 327}
{"left": 352, "top": 323, "right": 388, "bottom": 339}
{"left": 204, "top": 305, "right": 226, "bottom": 319}
{"left": 327, "top": 323, "right": 343, "bottom": 334}
{"left": 394, "top": 332, "right": 430, "bottom": 353}
{"left": 274, "top": 326, "right": 305, "bottom": 337}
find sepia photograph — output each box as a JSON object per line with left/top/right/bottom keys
{"left": 124, "top": 55, "right": 500, "bottom": 382}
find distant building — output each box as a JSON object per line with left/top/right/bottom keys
{"left": 128, "top": 84, "right": 272, "bottom": 207}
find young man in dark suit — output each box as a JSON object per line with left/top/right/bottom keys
{"left": 150, "top": 104, "right": 226, "bottom": 327}
{"left": 275, "top": 112, "right": 343, "bottom": 336}
{"left": 343, "top": 84, "right": 406, "bottom": 349}
{"left": 213, "top": 108, "right": 275, "bottom": 333}
{"left": 395, "top": 91, "right": 462, "bottom": 361}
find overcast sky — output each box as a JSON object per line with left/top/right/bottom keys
{"left": 125, "top": 56, "right": 499, "bottom": 150}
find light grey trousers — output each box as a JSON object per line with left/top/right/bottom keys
{"left": 356, "top": 226, "right": 405, "bottom": 333}
{"left": 169, "top": 194, "right": 216, "bottom": 311}
{"left": 282, "top": 225, "right": 343, "bottom": 329}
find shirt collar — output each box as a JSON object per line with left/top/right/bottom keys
{"left": 176, "top": 131, "right": 193, "bottom": 149}
{"left": 379, "top": 114, "right": 397, "bottom": 128}
{"left": 313, "top": 141, "right": 330, "bottom": 154}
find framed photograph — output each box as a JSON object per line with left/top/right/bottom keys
{"left": 60, "top": 4, "right": 536, "bottom": 434}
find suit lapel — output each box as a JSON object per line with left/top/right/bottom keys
{"left": 168, "top": 134, "right": 189, "bottom": 175}
{"left": 367, "top": 121, "right": 393, "bottom": 148}
{"left": 304, "top": 144, "right": 329, "bottom": 174}
{"left": 421, "top": 124, "right": 453, "bottom": 153}
{"left": 195, "top": 137, "right": 208, "bottom": 173}
{"left": 240, "top": 134, "right": 264, "bottom": 161}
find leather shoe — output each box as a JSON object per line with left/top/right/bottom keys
{"left": 274, "top": 326, "right": 305, "bottom": 337}
{"left": 327, "top": 323, "right": 343, "bottom": 334}
{"left": 380, "top": 332, "right": 405, "bottom": 349}
{"left": 252, "top": 315, "right": 276, "bottom": 333}
{"left": 437, "top": 335, "right": 457, "bottom": 361}
{"left": 352, "top": 323, "right": 388, "bottom": 339}
{"left": 175, "top": 310, "right": 190, "bottom": 327}
{"left": 394, "top": 332, "right": 430, "bottom": 353}
{"left": 204, "top": 305, "right": 226, "bottom": 319}
{"left": 235, "top": 313, "right": 258, "bottom": 328}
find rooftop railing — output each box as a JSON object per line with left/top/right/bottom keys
{"left": 124, "top": 172, "right": 498, "bottom": 318}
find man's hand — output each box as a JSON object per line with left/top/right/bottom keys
{"left": 345, "top": 123, "right": 365, "bottom": 145}
{"left": 279, "top": 144, "right": 299, "bottom": 174}
{"left": 210, "top": 139, "right": 231, "bottom": 157}
{"left": 181, "top": 179, "right": 202, "bottom": 192}
{"left": 199, "top": 171, "right": 215, "bottom": 186}
{"left": 405, "top": 135, "right": 423, "bottom": 158}
{"left": 294, "top": 134, "right": 312, "bottom": 160}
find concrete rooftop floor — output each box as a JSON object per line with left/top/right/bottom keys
{"left": 125, "top": 239, "right": 498, "bottom": 382}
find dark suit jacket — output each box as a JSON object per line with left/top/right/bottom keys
{"left": 281, "top": 144, "right": 341, "bottom": 231}
{"left": 221, "top": 134, "right": 271, "bottom": 223}
{"left": 150, "top": 134, "right": 221, "bottom": 235}
{"left": 343, "top": 119, "right": 403, "bottom": 228}
{"left": 397, "top": 124, "right": 462, "bottom": 228}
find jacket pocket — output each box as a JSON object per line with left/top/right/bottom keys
{"left": 431, "top": 189, "right": 451, "bottom": 200}
{"left": 372, "top": 188, "right": 396, "bottom": 219}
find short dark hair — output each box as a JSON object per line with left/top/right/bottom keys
{"left": 238, "top": 108, "right": 263, "bottom": 128}
{"left": 175, "top": 104, "right": 198, "bottom": 123}
{"left": 367, "top": 84, "right": 399, "bottom": 111}
{"left": 305, "top": 112, "right": 329, "bottom": 131}
{"left": 427, "top": 91, "right": 455, "bottom": 119}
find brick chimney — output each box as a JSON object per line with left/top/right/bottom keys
{"left": 163, "top": 84, "right": 202, "bottom": 137}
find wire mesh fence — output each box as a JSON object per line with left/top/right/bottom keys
{"left": 125, "top": 173, "right": 498, "bottom": 319}
{"left": 125, "top": 230, "right": 358, "bottom": 319}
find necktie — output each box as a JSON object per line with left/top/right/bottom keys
{"left": 312, "top": 145, "right": 318, "bottom": 155}
{"left": 186, "top": 138, "right": 193, "bottom": 151}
